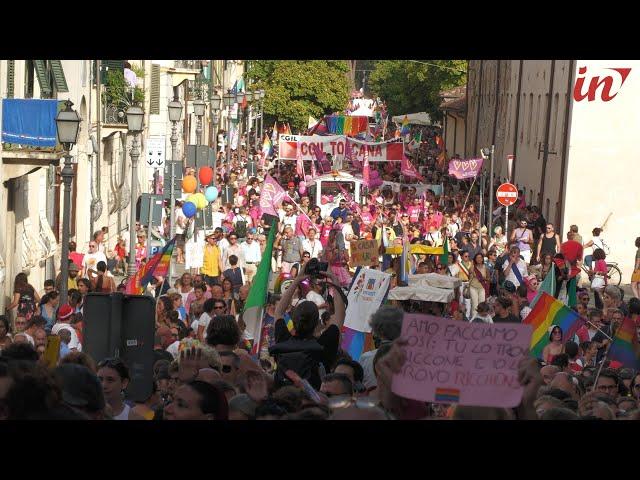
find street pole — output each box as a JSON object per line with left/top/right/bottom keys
{"left": 226, "top": 109, "right": 232, "bottom": 177}
{"left": 488, "top": 144, "right": 495, "bottom": 236}
{"left": 127, "top": 133, "right": 141, "bottom": 279}
{"left": 59, "top": 153, "right": 74, "bottom": 305}
{"left": 479, "top": 171, "right": 484, "bottom": 229}
{"left": 238, "top": 106, "right": 243, "bottom": 166}
{"left": 259, "top": 100, "right": 263, "bottom": 151}
{"left": 196, "top": 115, "right": 203, "bottom": 146}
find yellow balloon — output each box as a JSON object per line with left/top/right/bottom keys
{"left": 186, "top": 194, "right": 198, "bottom": 207}
{"left": 194, "top": 193, "right": 207, "bottom": 210}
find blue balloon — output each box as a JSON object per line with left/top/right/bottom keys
{"left": 182, "top": 201, "right": 197, "bottom": 218}
{"left": 205, "top": 186, "right": 219, "bottom": 202}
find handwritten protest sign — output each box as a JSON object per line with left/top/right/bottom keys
{"left": 350, "top": 239, "right": 379, "bottom": 266}
{"left": 392, "top": 314, "right": 532, "bottom": 408}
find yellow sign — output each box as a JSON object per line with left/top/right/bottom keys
{"left": 385, "top": 245, "right": 444, "bottom": 255}
{"left": 43, "top": 335, "right": 61, "bottom": 369}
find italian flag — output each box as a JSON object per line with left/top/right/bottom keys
{"left": 242, "top": 226, "right": 276, "bottom": 355}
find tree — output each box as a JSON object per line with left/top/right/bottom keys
{"left": 246, "top": 60, "right": 350, "bottom": 132}
{"left": 369, "top": 60, "right": 467, "bottom": 120}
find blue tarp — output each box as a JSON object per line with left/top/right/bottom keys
{"left": 2, "top": 98, "right": 58, "bottom": 147}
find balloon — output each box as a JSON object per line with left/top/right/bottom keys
{"left": 321, "top": 196, "right": 328, "bottom": 205}
{"left": 299, "top": 182, "right": 307, "bottom": 195}
{"left": 370, "top": 170, "right": 380, "bottom": 179}
{"left": 182, "top": 201, "right": 196, "bottom": 218}
{"left": 305, "top": 175, "right": 312, "bottom": 182}
{"left": 186, "top": 193, "right": 198, "bottom": 206}
{"left": 182, "top": 175, "right": 197, "bottom": 193}
{"left": 194, "top": 193, "right": 207, "bottom": 209}
{"left": 205, "top": 186, "right": 219, "bottom": 202}
{"left": 199, "top": 167, "right": 214, "bottom": 186}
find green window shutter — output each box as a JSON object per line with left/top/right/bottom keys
{"left": 6, "top": 60, "right": 15, "bottom": 98}
{"left": 34, "top": 60, "right": 52, "bottom": 96}
{"left": 50, "top": 60, "right": 69, "bottom": 92}
{"left": 150, "top": 63, "right": 160, "bottom": 114}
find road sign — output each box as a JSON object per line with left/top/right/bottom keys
{"left": 163, "top": 160, "right": 182, "bottom": 201}
{"left": 146, "top": 136, "right": 166, "bottom": 169}
{"left": 496, "top": 182, "right": 518, "bottom": 207}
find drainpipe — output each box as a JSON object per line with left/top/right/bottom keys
{"left": 557, "top": 60, "right": 575, "bottom": 235}
{"left": 538, "top": 60, "right": 556, "bottom": 209}
{"left": 473, "top": 60, "right": 484, "bottom": 157}
{"left": 511, "top": 60, "right": 524, "bottom": 181}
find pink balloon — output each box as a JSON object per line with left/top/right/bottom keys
{"left": 299, "top": 183, "right": 307, "bottom": 195}
{"left": 328, "top": 195, "right": 334, "bottom": 202}
{"left": 370, "top": 170, "right": 380, "bottom": 179}
{"left": 305, "top": 175, "right": 312, "bottom": 182}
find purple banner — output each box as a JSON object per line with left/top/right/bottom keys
{"left": 448, "top": 158, "right": 484, "bottom": 180}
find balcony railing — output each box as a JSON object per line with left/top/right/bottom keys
{"left": 101, "top": 84, "right": 143, "bottom": 125}
{"left": 175, "top": 60, "right": 202, "bottom": 70}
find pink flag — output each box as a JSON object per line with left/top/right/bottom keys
{"left": 401, "top": 154, "right": 425, "bottom": 181}
{"left": 259, "top": 174, "right": 287, "bottom": 217}
{"left": 362, "top": 146, "right": 371, "bottom": 188}
{"left": 296, "top": 141, "right": 305, "bottom": 177}
{"left": 448, "top": 158, "right": 484, "bottom": 180}
{"left": 295, "top": 210, "right": 314, "bottom": 236}
{"left": 311, "top": 142, "right": 331, "bottom": 174}
{"left": 345, "top": 139, "right": 361, "bottom": 170}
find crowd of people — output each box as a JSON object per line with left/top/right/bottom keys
{"left": 2, "top": 120, "right": 640, "bottom": 421}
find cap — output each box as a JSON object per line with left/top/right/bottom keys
{"left": 288, "top": 181, "right": 295, "bottom": 188}
{"left": 57, "top": 304, "right": 74, "bottom": 320}
{"left": 228, "top": 394, "right": 257, "bottom": 417}
{"left": 503, "top": 280, "right": 516, "bottom": 293}
{"left": 55, "top": 363, "right": 106, "bottom": 412}
{"left": 68, "top": 263, "right": 80, "bottom": 272}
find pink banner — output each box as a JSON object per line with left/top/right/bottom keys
{"left": 392, "top": 314, "right": 532, "bottom": 408}
{"left": 448, "top": 158, "right": 484, "bottom": 180}
{"left": 279, "top": 134, "right": 404, "bottom": 162}
{"left": 259, "top": 175, "right": 287, "bottom": 217}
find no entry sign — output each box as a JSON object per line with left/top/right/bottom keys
{"left": 496, "top": 183, "right": 518, "bottom": 207}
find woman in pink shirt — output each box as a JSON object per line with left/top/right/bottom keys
{"left": 407, "top": 198, "right": 421, "bottom": 223}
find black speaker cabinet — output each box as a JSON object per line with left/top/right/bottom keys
{"left": 84, "top": 293, "right": 155, "bottom": 402}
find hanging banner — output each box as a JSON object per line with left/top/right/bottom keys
{"left": 344, "top": 268, "right": 392, "bottom": 333}
{"left": 279, "top": 134, "right": 404, "bottom": 162}
{"left": 448, "top": 158, "right": 484, "bottom": 180}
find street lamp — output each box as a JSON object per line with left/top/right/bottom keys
{"left": 168, "top": 90, "right": 182, "bottom": 242}
{"left": 210, "top": 92, "right": 221, "bottom": 154}
{"left": 193, "top": 98, "right": 206, "bottom": 146}
{"left": 256, "top": 89, "right": 265, "bottom": 151}
{"left": 126, "top": 104, "right": 144, "bottom": 281}
{"left": 223, "top": 89, "right": 234, "bottom": 175}
{"left": 55, "top": 99, "right": 81, "bottom": 306}
{"left": 236, "top": 90, "right": 245, "bottom": 161}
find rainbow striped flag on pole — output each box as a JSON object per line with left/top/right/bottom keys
{"left": 608, "top": 316, "right": 640, "bottom": 370}
{"left": 126, "top": 237, "right": 176, "bottom": 295}
{"left": 523, "top": 292, "right": 584, "bottom": 359}
{"left": 400, "top": 115, "right": 410, "bottom": 136}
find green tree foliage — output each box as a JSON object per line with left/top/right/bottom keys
{"left": 246, "top": 60, "right": 350, "bottom": 132}
{"left": 369, "top": 60, "right": 467, "bottom": 120}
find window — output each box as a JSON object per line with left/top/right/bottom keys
{"left": 7, "top": 60, "right": 15, "bottom": 98}
{"left": 24, "top": 60, "right": 34, "bottom": 98}
{"left": 534, "top": 94, "right": 541, "bottom": 145}
{"left": 545, "top": 198, "right": 550, "bottom": 220}
{"left": 551, "top": 93, "right": 559, "bottom": 151}
{"left": 527, "top": 93, "right": 533, "bottom": 144}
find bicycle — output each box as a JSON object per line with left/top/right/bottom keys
{"left": 580, "top": 262, "right": 622, "bottom": 287}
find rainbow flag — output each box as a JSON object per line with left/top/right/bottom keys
{"left": 608, "top": 316, "right": 640, "bottom": 370}
{"left": 341, "top": 326, "right": 375, "bottom": 361}
{"left": 260, "top": 135, "right": 272, "bottom": 165}
{"left": 400, "top": 115, "right": 410, "bottom": 136}
{"left": 126, "top": 237, "right": 176, "bottom": 295}
{"left": 523, "top": 292, "right": 584, "bottom": 359}
{"left": 434, "top": 387, "right": 460, "bottom": 404}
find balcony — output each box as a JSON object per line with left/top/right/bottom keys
{"left": 101, "top": 67, "right": 144, "bottom": 126}
{"left": 175, "top": 60, "right": 202, "bottom": 71}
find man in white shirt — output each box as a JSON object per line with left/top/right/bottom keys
{"left": 305, "top": 282, "right": 329, "bottom": 319}
{"left": 52, "top": 305, "right": 82, "bottom": 351}
{"left": 302, "top": 227, "right": 323, "bottom": 259}
{"left": 502, "top": 246, "right": 529, "bottom": 288}
{"left": 222, "top": 233, "right": 244, "bottom": 271}
{"left": 212, "top": 207, "right": 226, "bottom": 230}
{"left": 82, "top": 241, "right": 108, "bottom": 279}
{"left": 240, "top": 232, "right": 262, "bottom": 283}
{"left": 280, "top": 204, "right": 298, "bottom": 232}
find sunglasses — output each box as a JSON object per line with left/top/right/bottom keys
{"left": 214, "top": 305, "right": 226, "bottom": 310}
{"left": 221, "top": 365, "right": 233, "bottom": 374}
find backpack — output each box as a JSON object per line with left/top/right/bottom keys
{"left": 234, "top": 216, "right": 248, "bottom": 238}
{"left": 269, "top": 338, "right": 325, "bottom": 390}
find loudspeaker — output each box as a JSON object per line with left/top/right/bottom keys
{"left": 83, "top": 293, "right": 155, "bottom": 402}
{"left": 120, "top": 295, "right": 155, "bottom": 402}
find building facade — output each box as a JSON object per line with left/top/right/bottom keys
{"left": 467, "top": 60, "right": 639, "bottom": 281}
